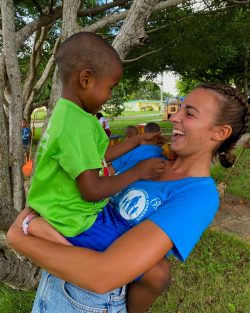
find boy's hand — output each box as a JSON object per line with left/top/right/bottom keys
{"left": 135, "top": 158, "right": 166, "bottom": 180}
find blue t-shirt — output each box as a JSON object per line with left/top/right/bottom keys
{"left": 22, "top": 127, "right": 31, "bottom": 145}
{"left": 68, "top": 175, "right": 219, "bottom": 262}
{"left": 112, "top": 144, "right": 165, "bottom": 174}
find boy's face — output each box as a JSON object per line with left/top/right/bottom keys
{"left": 126, "top": 129, "right": 137, "bottom": 138}
{"left": 22, "top": 120, "right": 27, "bottom": 128}
{"left": 80, "top": 65, "right": 122, "bottom": 115}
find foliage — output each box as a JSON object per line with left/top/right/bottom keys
{"left": 125, "top": 2, "right": 250, "bottom": 91}
{"left": 126, "top": 80, "right": 161, "bottom": 100}
{"left": 103, "top": 83, "right": 127, "bottom": 118}
{"left": 176, "top": 77, "right": 201, "bottom": 96}
{"left": 11, "top": 1, "right": 250, "bottom": 114}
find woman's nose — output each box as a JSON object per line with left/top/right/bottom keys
{"left": 169, "top": 110, "right": 182, "bottom": 123}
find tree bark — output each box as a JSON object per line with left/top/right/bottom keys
{"left": 1, "top": 0, "right": 24, "bottom": 213}
{"left": 113, "top": 0, "right": 159, "bottom": 60}
{"left": 0, "top": 233, "right": 41, "bottom": 290}
{"left": 0, "top": 55, "right": 15, "bottom": 232}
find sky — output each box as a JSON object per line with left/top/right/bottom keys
{"left": 154, "top": 72, "right": 180, "bottom": 96}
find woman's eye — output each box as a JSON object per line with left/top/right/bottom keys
{"left": 186, "top": 111, "right": 194, "bottom": 117}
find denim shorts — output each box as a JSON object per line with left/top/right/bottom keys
{"left": 32, "top": 271, "right": 127, "bottom": 313}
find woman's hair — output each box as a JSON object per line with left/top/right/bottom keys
{"left": 198, "top": 83, "right": 249, "bottom": 168}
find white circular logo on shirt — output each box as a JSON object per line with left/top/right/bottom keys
{"left": 119, "top": 190, "right": 147, "bottom": 221}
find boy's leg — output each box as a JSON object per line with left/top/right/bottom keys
{"left": 127, "top": 258, "right": 171, "bottom": 313}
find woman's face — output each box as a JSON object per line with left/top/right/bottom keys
{"left": 169, "top": 88, "right": 221, "bottom": 157}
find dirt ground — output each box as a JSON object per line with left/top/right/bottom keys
{"left": 212, "top": 194, "right": 250, "bottom": 241}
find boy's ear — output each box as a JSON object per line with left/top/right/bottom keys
{"left": 79, "top": 69, "right": 93, "bottom": 89}
{"left": 212, "top": 125, "right": 232, "bottom": 142}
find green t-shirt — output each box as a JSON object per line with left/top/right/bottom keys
{"left": 27, "top": 98, "right": 109, "bottom": 237}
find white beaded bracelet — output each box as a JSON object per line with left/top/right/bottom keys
{"left": 22, "top": 213, "right": 39, "bottom": 235}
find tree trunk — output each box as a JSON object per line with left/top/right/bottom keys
{"left": 1, "top": 0, "right": 25, "bottom": 213}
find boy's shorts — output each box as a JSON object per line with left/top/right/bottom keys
{"left": 23, "top": 144, "right": 30, "bottom": 153}
{"left": 65, "top": 203, "right": 131, "bottom": 251}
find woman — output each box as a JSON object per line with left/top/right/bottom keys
{"left": 8, "top": 84, "right": 249, "bottom": 313}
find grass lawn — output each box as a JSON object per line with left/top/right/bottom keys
{"left": 1, "top": 229, "right": 249, "bottom": 313}
{"left": 31, "top": 110, "right": 46, "bottom": 121}
{"left": 120, "top": 110, "right": 161, "bottom": 116}
{"left": 150, "top": 229, "right": 250, "bottom": 313}
{"left": 211, "top": 147, "right": 250, "bottom": 200}
{"left": 110, "top": 115, "right": 172, "bottom": 137}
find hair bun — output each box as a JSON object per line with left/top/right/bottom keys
{"left": 218, "top": 151, "right": 236, "bottom": 168}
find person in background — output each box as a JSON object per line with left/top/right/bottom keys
{"left": 22, "top": 118, "right": 32, "bottom": 162}
{"left": 125, "top": 125, "right": 139, "bottom": 140}
{"left": 110, "top": 122, "right": 164, "bottom": 175}
{"left": 96, "top": 112, "right": 112, "bottom": 137}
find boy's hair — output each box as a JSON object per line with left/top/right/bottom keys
{"left": 56, "top": 32, "right": 122, "bottom": 83}
{"left": 125, "top": 125, "right": 138, "bottom": 136}
{"left": 96, "top": 112, "right": 104, "bottom": 120}
{"left": 144, "top": 122, "right": 160, "bottom": 133}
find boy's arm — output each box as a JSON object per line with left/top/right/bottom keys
{"left": 107, "top": 163, "right": 116, "bottom": 175}
{"left": 105, "top": 132, "right": 161, "bottom": 162}
{"left": 77, "top": 158, "right": 166, "bottom": 202}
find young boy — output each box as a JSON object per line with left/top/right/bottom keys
{"left": 22, "top": 119, "right": 32, "bottom": 162}
{"left": 124, "top": 125, "right": 139, "bottom": 140}
{"left": 26, "top": 32, "right": 168, "bottom": 312}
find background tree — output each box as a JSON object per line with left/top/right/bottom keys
{"left": 103, "top": 83, "right": 127, "bottom": 118}
{"left": 125, "top": 1, "right": 250, "bottom": 94}
{"left": 127, "top": 80, "right": 161, "bottom": 100}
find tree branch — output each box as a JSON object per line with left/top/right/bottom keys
{"left": 124, "top": 46, "right": 165, "bottom": 63}
{"left": 15, "top": 1, "right": 130, "bottom": 50}
{"left": 78, "top": 0, "right": 131, "bottom": 16}
{"left": 23, "top": 27, "right": 48, "bottom": 104}
{"left": 31, "top": 0, "right": 45, "bottom": 16}
{"left": 24, "top": 37, "right": 60, "bottom": 120}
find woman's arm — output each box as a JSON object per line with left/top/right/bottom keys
{"left": 7, "top": 213, "right": 172, "bottom": 294}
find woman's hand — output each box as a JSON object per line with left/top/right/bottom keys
{"left": 7, "top": 208, "right": 71, "bottom": 249}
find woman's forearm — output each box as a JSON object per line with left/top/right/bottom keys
{"left": 7, "top": 220, "right": 172, "bottom": 293}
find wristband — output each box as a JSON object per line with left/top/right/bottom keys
{"left": 22, "top": 212, "right": 39, "bottom": 235}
